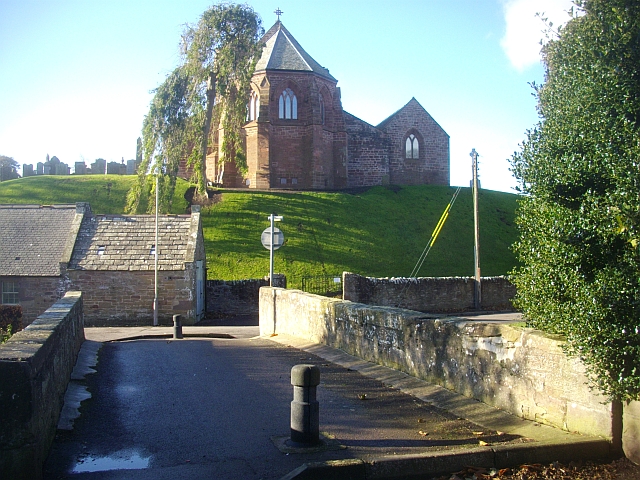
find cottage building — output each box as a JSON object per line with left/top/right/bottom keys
{"left": 0, "top": 204, "right": 82, "bottom": 325}
{"left": 0, "top": 203, "right": 205, "bottom": 326}
{"left": 202, "top": 20, "right": 450, "bottom": 190}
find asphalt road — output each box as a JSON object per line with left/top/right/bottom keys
{"left": 43, "top": 335, "right": 514, "bottom": 480}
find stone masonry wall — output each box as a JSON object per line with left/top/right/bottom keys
{"left": 0, "top": 275, "right": 69, "bottom": 327}
{"left": 344, "top": 113, "right": 390, "bottom": 187}
{"left": 206, "top": 275, "right": 285, "bottom": 317}
{"left": 343, "top": 273, "right": 516, "bottom": 312}
{"left": 68, "top": 268, "right": 196, "bottom": 326}
{"left": 0, "top": 291, "right": 84, "bottom": 480}
{"left": 259, "top": 288, "right": 618, "bottom": 442}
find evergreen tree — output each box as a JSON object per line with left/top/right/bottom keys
{"left": 511, "top": 0, "right": 640, "bottom": 400}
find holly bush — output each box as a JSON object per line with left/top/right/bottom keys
{"left": 510, "top": 0, "right": 640, "bottom": 400}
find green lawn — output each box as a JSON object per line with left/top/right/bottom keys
{"left": 0, "top": 177, "right": 520, "bottom": 284}
{"left": 201, "top": 185, "right": 519, "bottom": 286}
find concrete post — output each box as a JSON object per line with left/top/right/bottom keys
{"left": 290, "top": 364, "right": 320, "bottom": 446}
{"left": 173, "top": 314, "right": 183, "bottom": 339}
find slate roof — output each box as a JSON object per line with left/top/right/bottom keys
{"left": 254, "top": 21, "right": 336, "bottom": 81}
{"left": 69, "top": 214, "right": 197, "bottom": 271}
{"left": 0, "top": 204, "right": 80, "bottom": 276}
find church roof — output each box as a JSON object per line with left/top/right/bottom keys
{"left": 254, "top": 21, "right": 336, "bottom": 81}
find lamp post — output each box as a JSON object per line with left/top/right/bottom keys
{"left": 153, "top": 172, "right": 159, "bottom": 326}
{"left": 470, "top": 148, "right": 481, "bottom": 310}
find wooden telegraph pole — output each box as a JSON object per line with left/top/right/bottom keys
{"left": 470, "top": 149, "right": 481, "bottom": 310}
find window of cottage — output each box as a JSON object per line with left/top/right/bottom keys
{"left": 280, "top": 178, "right": 287, "bottom": 185}
{"left": 248, "top": 91, "right": 259, "bottom": 121}
{"left": 279, "top": 88, "right": 297, "bottom": 119}
{"left": 291, "top": 178, "right": 298, "bottom": 185}
{"left": 97, "top": 246, "right": 106, "bottom": 256}
{"left": 1, "top": 281, "right": 18, "bottom": 304}
{"left": 405, "top": 134, "right": 419, "bottom": 159}
{"left": 150, "top": 245, "right": 156, "bottom": 255}
{"left": 319, "top": 94, "right": 325, "bottom": 125}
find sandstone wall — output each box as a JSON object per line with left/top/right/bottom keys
{"left": 0, "top": 291, "right": 84, "bottom": 480}
{"left": 68, "top": 269, "right": 196, "bottom": 326}
{"left": 343, "top": 273, "right": 516, "bottom": 312}
{"left": 259, "top": 288, "right": 616, "bottom": 441}
{"left": 206, "top": 275, "right": 285, "bottom": 317}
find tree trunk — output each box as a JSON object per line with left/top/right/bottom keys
{"left": 199, "top": 72, "right": 216, "bottom": 195}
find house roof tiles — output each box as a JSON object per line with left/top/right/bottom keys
{"left": 69, "top": 214, "right": 196, "bottom": 271}
{"left": 0, "top": 204, "right": 79, "bottom": 276}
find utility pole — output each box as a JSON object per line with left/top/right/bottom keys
{"left": 470, "top": 148, "right": 481, "bottom": 310}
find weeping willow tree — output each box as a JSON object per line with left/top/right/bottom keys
{"left": 126, "top": 3, "right": 263, "bottom": 213}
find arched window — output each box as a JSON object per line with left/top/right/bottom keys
{"left": 279, "top": 88, "right": 297, "bottom": 119}
{"left": 248, "top": 91, "right": 259, "bottom": 121}
{"left": 405, "top": 133, "right": 419, "bottom": 159}
{"left": 319, "top": 93, "right": 325, "bottom": 125}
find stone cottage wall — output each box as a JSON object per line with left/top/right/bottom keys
{"left": 68, "top": 268, "right": 196, "bottom": 326}
{"left": 343, "top": 273, "right": 516, "bottom": 312}
{"left": 0, "top": 275, "right": 69, "bottom": 327}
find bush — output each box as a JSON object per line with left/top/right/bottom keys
{"left": 510, "top": 0, "right": 640, "bottom": 401}
{"left": 0, "top": 305, "right": 23, "bottom": 343}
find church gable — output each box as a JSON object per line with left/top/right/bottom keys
{"left": 376, "top": 98, "right": 450, "bottom": 186}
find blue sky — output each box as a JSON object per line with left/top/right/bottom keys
{"left": 0, "top": 0, "right": 574, "bottom": 192}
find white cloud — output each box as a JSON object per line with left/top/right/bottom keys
{"left": 500, "top": 0, "right": 574, "bottom": 71}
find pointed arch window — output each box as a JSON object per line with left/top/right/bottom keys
{"left": 405, "top": 134, "right": 419, "bottom": 159}
{"left": 248, "top": 91, "right": 259, "bottom": 121}
{"left": 319, "top": 93, "right": 325, "bottom": 125}
{"left": 279, "top": 88, "right": 297, "bottom": 119}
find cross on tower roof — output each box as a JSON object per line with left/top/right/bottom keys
{"left": 274, "top": 7, "right": 283, "bottom": 21}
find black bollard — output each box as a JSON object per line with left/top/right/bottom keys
{"left": 290, "top": 364, "right": 320, "bottom": 446}
{"left": 173, "top": 314, "right": 183, "bottom": 339}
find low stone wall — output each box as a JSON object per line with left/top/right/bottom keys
{"left": 343, "top": 273, "right": 516, "bottom": 312}
{"left": 207, "top": 275, "right": 285, "bottom": 317}
{"left": 0, "top": 291, "right": 84, "bottom": 480}
{"left": 259, "top": 288, "right": 618, "bottom": 442}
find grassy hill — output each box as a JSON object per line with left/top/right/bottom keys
{"left": 201, "top": 185, "right": 520, "bottom": 287}
{"left": 0, "top": 177, "right": 521, "bottom": 285}
{"left": 0, "top": 175, "right": 190, "bottom": 214}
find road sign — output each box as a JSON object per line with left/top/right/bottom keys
{"left": 261, "top": 227, "right": 284, "bottom": 250}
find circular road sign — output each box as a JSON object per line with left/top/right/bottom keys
{"left": 261, "top": 227, "right": 284, "bottom": 250}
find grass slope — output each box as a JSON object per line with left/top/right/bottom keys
{"left": 202, "top": 185, "right": 519, "bottom": 286}
{"left": 0, "top": 175, "right": 190, "bottom": 214}
{"left": 0, "top": 177, "right": 520, "bottom": 284}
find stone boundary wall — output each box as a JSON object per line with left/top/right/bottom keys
{"left": 343, "top": 273, "right": 516, "bottom": 312}
{"left": 259, "top": 288, "right": 634, "bottom": 454}
{"left": 0, "top": 291, "right": 84, "bottom": 480}
{"left": 206, "top": 275, "right": 285, "bottom": 317}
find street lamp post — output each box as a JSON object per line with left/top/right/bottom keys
{"left": 153, "top": 172, "right": 159, "bottom": 326}
{"left": 470, "top": 148, "right": 481, "bottom": 310}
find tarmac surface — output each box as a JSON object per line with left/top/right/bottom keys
{"left": 43, "top": 323, "right": 611, "bottom": 480}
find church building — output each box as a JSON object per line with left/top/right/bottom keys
{"left": 204, "top": 20, "right": 450, "bottom": 190}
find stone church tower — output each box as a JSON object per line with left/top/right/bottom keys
{"left": 204, "top": 20, "right": 449, "bottom": 190}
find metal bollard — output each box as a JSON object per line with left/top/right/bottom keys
{"left": 173, "top": 314, "right": 183, "bottom": 339}
{"left": 290, "top": 364, "right": 320, "bottom": 446}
